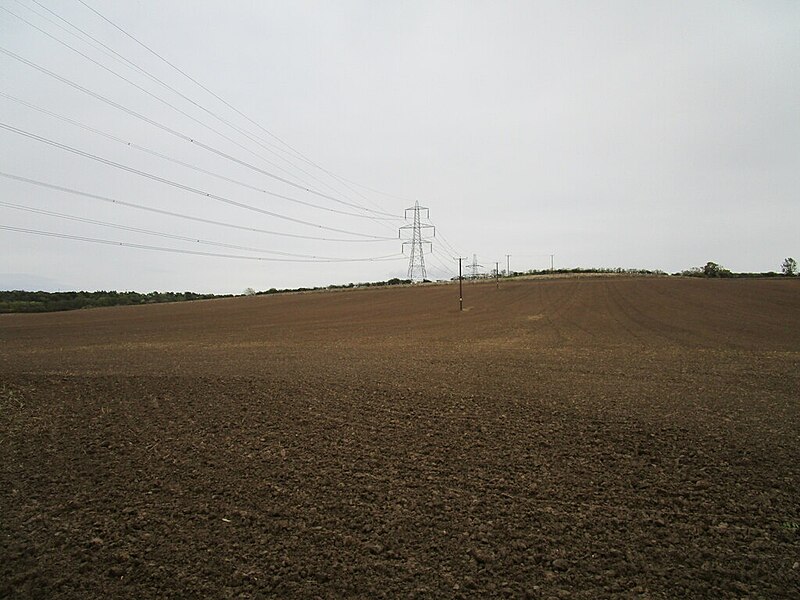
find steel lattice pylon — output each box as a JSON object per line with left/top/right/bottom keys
{"left": 399, "top": 201, "right": 435, "bottom": 282}
{"left": 464, "top": 253, "right": 484, "bottom": 279}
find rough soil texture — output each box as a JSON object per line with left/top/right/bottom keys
{"left": 1, "top": 276, "right": 799, "bottom": 599}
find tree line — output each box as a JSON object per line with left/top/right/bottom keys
{"left": 0, "top": 278, "right": 413, "bottom": 314}
{"left": 677, "top": 258, "right": 797, "bottom": 278}
{"left": 0, "top": 290, "right": 224, "bottom": 314}
{"left": 252, "top": 277, "right": 413, "bottom": 295}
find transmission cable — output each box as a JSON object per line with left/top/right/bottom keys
{"left": 16, "top": 0, "right": 122, "bottom": 66}
{"left": 0, "top": 45, "right": 401, "bottom": 219}
{"left": 420, "top": 216, "right": 461, "bottom": 256}
{"left": 425, "top": 250, "right": 458, "bottom": 279}
{"left": 0, "top": 171, "right": 389, "bottom": 243}
{"left": 436, "top": 234, "right": 463, "bottom": 260}
{"left": 31, "top": 0, "right": 398, "bottom": 219}
{"left": 0, "top": 122, "right": 396, "bottom": 240}
{"left": 0, "top": 225, "right": 405, "bottom": 263}
{"left": 73, "top": 0, "right": 401, "bottom": 218}
{"left": 0, "top": 200, "right": 400, "bottom": 261}
{"left": 0, "top": 93, "right": 394, "bottom": 221}
{"left": 4, "top": 4, "right": 401, "bottom": 222}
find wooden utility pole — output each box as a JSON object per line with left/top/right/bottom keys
{"left": 496, "top": 261, "right": 499, "bottom": 289}
{"left": 457, "top": 257, "right": 465, "bottom": 311}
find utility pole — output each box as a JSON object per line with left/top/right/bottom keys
{"left": 495, "top": 261, "right": 499, "bottom": 289}
{"left": 506, "top": 254, "right": 511, "bottom": 277}
{"left": 550, "top": 254, "right": 554, "bottom": 272}
{"left": 399, "top": 202, "right": 435, "bottom": 282}
{"left": 457, "top": 257, "right": 466, "bottom": 311}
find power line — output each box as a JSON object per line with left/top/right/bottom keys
{"left": 0, "top": 224, "right": 405, "bottom": 263}
{"left": 0, "top": 45, "right": 401, "bottom": 219}
{"left": 425, "top": 255, "right": 457, "bottom": 280}
{"left": 0, "top": 122, "right": 396, "bottom": 240}
{"left": 71, "top": 0, "right": 400, "bottom": 218}
{"left": 75, "top": 0, "right": 306, "bottom": 161}
{"left": 0, "top": 93, "right": 395, "bottom": 221}
{"left": 70, "top": 0, "right": 337, "bottom": 170}
{"left": 3, "top": 3, "right": 463, "bottom": 278}
{"left": 0, "top": 171, "right": 389, "bottom": 243}
{"left": 0, "top": 200, "right": 400, "bottom": 261}
{"left": 15, "top": 0, "right": 122, "bottom": 65}
{"left": 322, "top": 173, "right": 418, "bottom": 204}
{"left": 433, "top": 229, "right": 463, "bottom": 259}
{"left": 11, "top": 2, "right": 401, "bottom": 222}
{"left": 0, "top": 5, "right": 310, "bottom": 193}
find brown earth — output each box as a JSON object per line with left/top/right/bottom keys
{"left": 1, "top": 276, "right": 799, "bottom": 599}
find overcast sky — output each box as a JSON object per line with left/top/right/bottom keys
{"left": 1, "top": 0, "right": 798, "bottom": 293}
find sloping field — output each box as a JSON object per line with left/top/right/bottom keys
{"left": 1, "top": 276, "right": 799, "bottom": 598}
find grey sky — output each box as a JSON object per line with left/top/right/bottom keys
{"left": 1, "top": 0, "right": 798, "bottom": 293}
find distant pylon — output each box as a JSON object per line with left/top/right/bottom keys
{"left": 399, "top": 201, "right": 435, "bottom": 282}
{"left": 466, "top": 253, "right": 484, "bottom": 279}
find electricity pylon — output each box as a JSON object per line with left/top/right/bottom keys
{"left": 465, "top": 253, "right": 484, "bottom": 279}
{"left": 399, "top": 202, "right": 435, "bottom": 282}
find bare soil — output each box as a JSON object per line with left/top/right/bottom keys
{"left": 1, "top": 276, "right": 799, "bottom": 598}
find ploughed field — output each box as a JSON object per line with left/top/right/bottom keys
{"left": 1, "top": 276, "right": 799, "bottom": 599}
